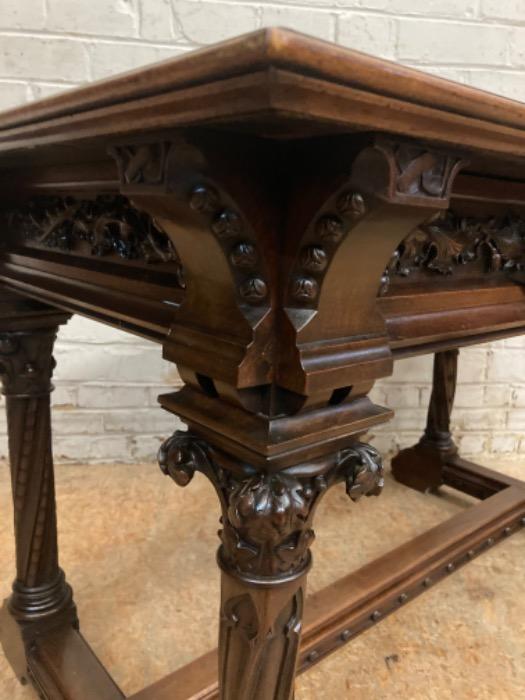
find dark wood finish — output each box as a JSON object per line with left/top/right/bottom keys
{"left": 392, "top": 349, "right": 458, "bottom": 492}
{"left": 29, "top": 627, "right": 124, "bottom": 700}
{"left": 130, "top": 485, "right": 525, "bottom": 700}
{"left": 158, "top": 432, "right": 383, "bottom": 700}
{"left": 0, "top": 297, "right": 77, "bottom": 687}
{"left": 442, "top": 455, "right": 525, "bottom": 499}
{"left": 1, "top": 27, "right": 525, "bottom": 699}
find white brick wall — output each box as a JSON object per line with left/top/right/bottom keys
{"left": 1, "top": 0, "right": 525, "bottom": 462}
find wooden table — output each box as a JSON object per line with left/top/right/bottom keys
{"left": 1, "top": 27, "right": 525, "bottom": 700}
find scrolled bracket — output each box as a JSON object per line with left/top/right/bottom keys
{"left": 338, "top": 441, "right": 384, "bottom": 501}
{"left": 157, "top": 430, "right": 211, "bottom": 487}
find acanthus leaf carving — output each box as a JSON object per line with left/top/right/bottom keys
{"left": 6, "top": 195, "right": 185, "bottom": 288}
{"left": 158, "top": 431, "right": 383, "bottom": 579}
{"left": 380, "top": 210, "right": 525, "bottom": 294}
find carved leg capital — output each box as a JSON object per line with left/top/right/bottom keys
{"left": 159, "top": 430, "right": 383, "bottom": 699}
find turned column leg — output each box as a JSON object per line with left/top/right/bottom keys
{"left": 391, "top": 349, "right": 459, "bottom": 492}
{"left": 0, "top": 312, "right": 77, "bottom": 686}
{"left": 159, "top": 431, "right": 384, "bottom": 700}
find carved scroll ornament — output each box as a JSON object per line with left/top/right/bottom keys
{"left": 158, "top": 431, "right": 383, "bottom": 579}
{"left": 381, "top": 210, "right": 525, "bottom": 293}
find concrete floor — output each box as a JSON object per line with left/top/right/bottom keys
{"left": 0, "top": 458, "right": 524, "bottom": 699}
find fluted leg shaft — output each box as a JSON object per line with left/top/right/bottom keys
{"left": 0, "top": 309, "right": 76, "bottom": 685}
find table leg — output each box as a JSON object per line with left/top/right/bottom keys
{"left": 159, "top": 430, "right": 384, "bottom": 700}
{"left": 0, "top": 310, "right": 77, "bottom": 688}
{"left": 392, "top": 349, "right": 459, "bottom": 492}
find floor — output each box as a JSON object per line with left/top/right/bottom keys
{"left": 0, "top": 458, "right": 524, "bottom": 700}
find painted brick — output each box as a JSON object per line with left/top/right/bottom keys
{"left": 338, "top": 1, "right": 478, "bottom": 17}
{"left": 484, "top": 385, "right": 510, "bottom": 407}
{"left": 511, "top": 386, "right": 525, "bottom": 407}
{"left": 53, "top": 345, "right": 169, "bottom": 383}
{"left": 261, "top": 6, "right": 335, "bottom": 42}
{"left": 53, "top": 434, "right": 132, "bottom": 462}
{"left": 387, "top": 408, "right": 428, "bottom": 431}
{"left": 52, "top": 385, "right": 79, "bottom": 408}
{"left": 46, "top": 0, "right": 138, "bottom": 38}
{"left": 103, "top": 409, "right": 176, "bottom": 433}
{"left": 175, "top": 1, "right": 259, "bottom": 44}
{"left": 454, "top": 408, "right": 506, "bottom": 431}
{"left": 29, "top": 82, "right": 76, "bottom": 100}
{"left": 337, "top": 12, "right": 397, "bottom": 58}
{"left": 487, "top": 349, "right": 525, "bottom": 383}
{"left": 504, "top": 335, "right": 525, "bottom": 348}
{"left": 78, "top": 384, "right": 150, "bottom": 409}
{"left": 0, "top": 0, "right": 46, "bottom": 30}
{"left": 456, "top": 433, "right": 488, "bottom": 455}
{"left": 0, "top": 36, "right": 89, "bottom": 82}
{"left": 454, "top": 384, "right": 484, "bottom": 408}
{"left": 398, "top": 19, "right": 509, "bottom": 65}
{"left": 388, "top": 1, "right": 478, "bottom": 17}
{"left": 490, "top": 434, "right": 518, "bottom": 453}
{"left": 0, "top": 81, "right": 30, "bottom": 109}
{"left": 383, "top": 355, "right": 433, "bottom": 383}
{"left": 509, "top": 27, "right": 525, "bottom": 68}
{"left": 505, "top": 409, "right": 525, "bottom": 430}
{"left": 459, "top": 69, "right": 525, "bottom": 101}
{"left": 88, "top": 41, "right": 183, "bottom": 80}
{"left": 380, "top": 385, "right": 420, "bottom": 409}
{"left": 481, "top": 0, "right": 525, "bottom": 23}
{"left": 52, "top": 411, "right": 104, "bottom": 435}
{"left": 140, "top": 0, "right": 178, "bottom": 41}
{"left": 457, "top": 348, "right": 488, "bottom": 383}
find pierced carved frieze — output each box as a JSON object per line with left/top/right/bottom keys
{"left": 380, "top": 210, "right": 525, "bottom": 294}
{"left": 287, "top": 190, "right": 367, "bottom": 308}
{"left": 189, "top": 184, "right": 269, "bottom": 307}
{"left": 158, "top": 431, "right": 383, "bottom": 579}
{"left": 6, "top": 195, "right": 185, "bottom": 286}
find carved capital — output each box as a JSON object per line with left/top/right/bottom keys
{"left": 0, "top": 328, "right": 58, "bottom": 396}
{"left": 351, "top": 138, "right": 466, "bottom": 208}
{"left": 159, "top": 431, "right": 383, "bottom": 579}
{"left": 109, "top": 142, "right": 170, "bottom": 189}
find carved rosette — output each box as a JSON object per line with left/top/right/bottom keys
{"left": 188, "top": 184, "right": 269, "bottom": 307}
{"left": 158, "top": 431, "right": 383, "bottom": 579}
{"left": 287, "top": 189, "right": 367, "bottom": 308}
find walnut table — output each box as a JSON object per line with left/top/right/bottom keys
{"left": 0, "top": 28, "right": 525, "bottom": 700}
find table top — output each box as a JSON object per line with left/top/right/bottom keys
{"left": 1, "top": 28, "right": 525, "bottom": 167}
